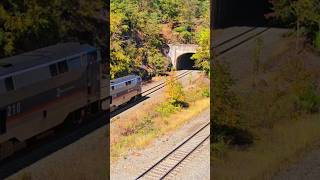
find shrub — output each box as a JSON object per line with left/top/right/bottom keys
{"left": 120, "top": 123, "right": 136, "bottom": 136}
{"left": 136, "top": 116, "right": 155, "bottom": 134}
{"left": 156, "top": 102, "right": 181, "bottom": 117}
{"left": 211, "top": 60, "right": 241, "bottom": 128}
{"left": 314, "top": 31, "right": 320, "bottom": 49}
{"left": 201, "top": 87, "right": 210, "bottom": 97}
{"left": 295, "top": 84, "right": 320, "bottom": 113}
{"left": 212, "top": 138, "right": 227, "bottom": 157}
{"left": 165, "top": 74, "right": 185, "bottom": 106}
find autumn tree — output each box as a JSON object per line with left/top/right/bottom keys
{"left": 165, "top": 72, "right": 185, "bottom": 106}
{"left": 211, "top": 58, "right": 241, "bottom": 128}
{"left": 0, "top": 0, "right": 106, "bottom": 57}
{"left": 110, "top": 0, "right": 209, "bottom": 78}
{"left": 192, "top": 28, "right": 210, "bottom": 74}
{"left": 270, "top": 0, "right": 320, "bottom": 48}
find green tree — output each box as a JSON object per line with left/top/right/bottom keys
{"left": 211, "top": 58, "right": 241, "bottom": 128}
{"left": 147, "top": 49, "right": 167, "bottom": 76}
{"left": 109, "top": 0, "right": 209, "bottom": 78}
{"left": 0, "top": 0, "right": 106, "bottom": 57}
{"left": 192, "top": 28, "right": 210, "bottom": 73}
{"left": 271, "top": 0, "right": 320, "bottom": 48}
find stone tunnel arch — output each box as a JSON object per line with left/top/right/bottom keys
{"left": 176, "top": 53, "right": 199, "bottom": 70}
{"left": 167, "top": 44, "right": 199, "bottom": 70}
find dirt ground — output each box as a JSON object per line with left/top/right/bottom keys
{"left": 273, "top": 141, "right": 320, "bottom": 180}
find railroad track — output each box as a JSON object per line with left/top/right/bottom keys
{"left": 213, "top": 27, "right": 258, "bottom": 49}
{"left": 141, "top": 70, "right": 192, "bottom": 97}
{"left": 135, "top": 122, "right": 210, "bottom": 180}
{"left": 214, "top": 27, "right": 270, "bottom": 57}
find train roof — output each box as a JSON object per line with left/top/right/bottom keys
{"left": 111, "top": 75, "right": 140, "bottom": 86}
{"left": 0, "top": 42, "right": 96, "bottom": 77}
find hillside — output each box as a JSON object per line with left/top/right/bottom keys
{"left": 0, "top": 0, "right": 107, "bottom": 59}
{"left": 110, "top": 0, "right": 209, "bottom": 79}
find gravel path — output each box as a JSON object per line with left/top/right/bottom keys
{"left": 110, "top": 108, "right": 210, "bottom": 180}
{"left": 273, "top": 145, "right": 320, "bottom": 180}
{"left": 168, "top": 139, "right": 210, "bottom": 180}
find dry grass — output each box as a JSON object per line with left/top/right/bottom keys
{"left": 110, "top": 98, "right": 164, "bottom": 145}
{"left": 111, "top": 75, "right": 210, "bottom": 162}
{"left": 111, "top": 98, "right": 209, "bottom": 161}
{"left": 156, "top": 98, "right": 210, "bottom": 133}
{"left": 212, "top": 34, "right": 320, "bottom": 180}
{"left": 212, "top": 110, "right": 320, "bottom": 180}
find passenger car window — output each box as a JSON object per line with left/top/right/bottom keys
{"left": 49, "top": 64, "right": 58, "bottom": 77}
{"left": 58, "top": 61, "right": 69, "bottom": 74}
{"left": 4, "top": 77, "right": 14, "bottom": 91}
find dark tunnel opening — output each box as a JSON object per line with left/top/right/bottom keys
{"left": 176, "top": 53, "right": 199, "bottom": 70}
{"left": 213, "top": 0, "right": 274, "bottom": 28}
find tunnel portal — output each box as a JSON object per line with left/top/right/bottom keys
{"left": 176, "top": 53, "right": 198, "bottom": 70}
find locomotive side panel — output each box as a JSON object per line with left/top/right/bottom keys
{"left": 0, "top": 47, "right": 101, "bottom": 144}
{"left": 0, "top": 71, "right": 87, "bottom": 143}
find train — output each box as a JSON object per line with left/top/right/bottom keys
{"left": 0, "top": 42, "right": 142, "bottom": 160}
{"left": 109, "top": 75, "right": 142, "bottom": 111}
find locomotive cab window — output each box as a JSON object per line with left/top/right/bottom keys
{"left": 58, "top": 60, "right": 69, "bottom": 74}
{"left": 125, "top": 81, "right": 132, "bottom": 86}
{"left": 4, "top": 77, "right": 14, "bottom": 91}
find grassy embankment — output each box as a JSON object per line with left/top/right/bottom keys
{"left": 111, "top": 73, "right": 210, "bottom": 162}
{"left": 212, "top": 36, "right": 320, "bottom": 180}
{"left": 213, "top": 114, "right": 320, "bottom": 180}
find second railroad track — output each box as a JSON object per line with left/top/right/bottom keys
{"left": 135, "top": 122, "right": 210, "bottom": 180}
